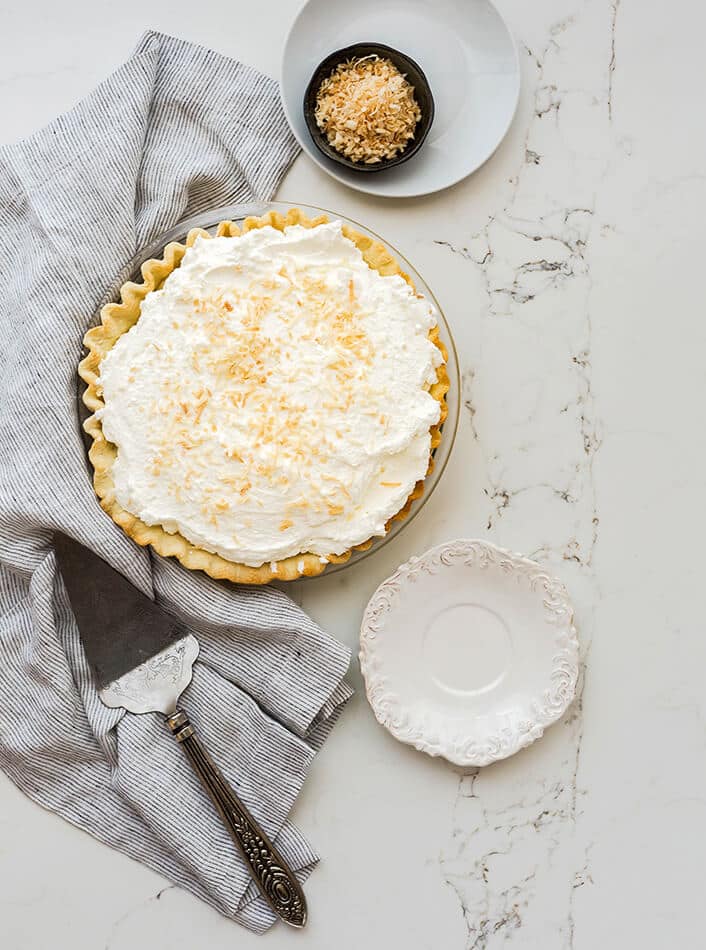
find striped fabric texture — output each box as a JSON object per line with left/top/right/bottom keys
{"left": 0, "top": 31, "right": 352, "bottom": 933}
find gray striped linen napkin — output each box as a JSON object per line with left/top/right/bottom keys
{"left": 0, "top": 30, "right": 352, "bottom": 933}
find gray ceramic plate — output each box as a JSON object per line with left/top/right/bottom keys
{"left": 281, "top": 0, "right": 521, "bottom": 198}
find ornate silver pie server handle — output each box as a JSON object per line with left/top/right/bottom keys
{"left": 98, "top": 634, "right": 307, "bottom": 929}
{"left": 166, "top": 710, "right": 308, "bottom": 928}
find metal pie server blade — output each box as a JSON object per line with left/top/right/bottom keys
{"left": 53, "top": 531, "right": 185, "bottom": 694}
{"left": 53, "top": 532, "right": 307, "bottom": 927}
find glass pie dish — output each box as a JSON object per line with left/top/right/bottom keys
{"left": 77, "top": 201, "right": 460, "bottom": 578}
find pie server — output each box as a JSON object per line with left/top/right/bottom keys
{"left": 54, "top": 532, "right": 307, "bottom": 928}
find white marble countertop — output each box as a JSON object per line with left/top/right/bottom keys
{"left": 2, "top": 1, "right": 705, "bottom": 947}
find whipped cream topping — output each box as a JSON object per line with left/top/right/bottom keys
{"left": 98, "top": 221, "right": 443, "bottom": 567}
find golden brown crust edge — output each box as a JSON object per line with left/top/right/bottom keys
{"left": 79, "top": 208, "right": 450, "bottom": 584}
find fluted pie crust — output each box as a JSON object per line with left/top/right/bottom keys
{"left": 79, "top": 208, "right": 449, "bottom": 583}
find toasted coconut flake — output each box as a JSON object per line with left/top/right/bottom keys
{"left": 314, "top": 55, "right": 422, "bottom": 164}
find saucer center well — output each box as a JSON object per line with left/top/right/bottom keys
{"left": 422, "top": 602, "right": 512, "bottom": 696}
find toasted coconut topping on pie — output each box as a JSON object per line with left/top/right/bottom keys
{"left": 95, "top": 221, "right": 443, "bottom": 567}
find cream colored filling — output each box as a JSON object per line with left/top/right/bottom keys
{"left": 98, "top": 221, "right": 442, "bottom": 566}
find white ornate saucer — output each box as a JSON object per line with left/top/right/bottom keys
{"left": 359, "top": 539, "right": 579, "bottom": 767}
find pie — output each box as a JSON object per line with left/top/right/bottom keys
{"left": 80, "top": 208, "right": 449, "bottom": 583}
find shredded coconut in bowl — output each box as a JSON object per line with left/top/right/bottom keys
{"left": 314, "top": 55, "right": 422, "bottom": 165}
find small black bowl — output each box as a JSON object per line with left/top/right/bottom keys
{"left": 303, "top": 42, "right": 435, "bottom": 173}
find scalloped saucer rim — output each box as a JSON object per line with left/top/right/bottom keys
{"left": 359, "top": 538, "right": 579, "bottom": 767}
